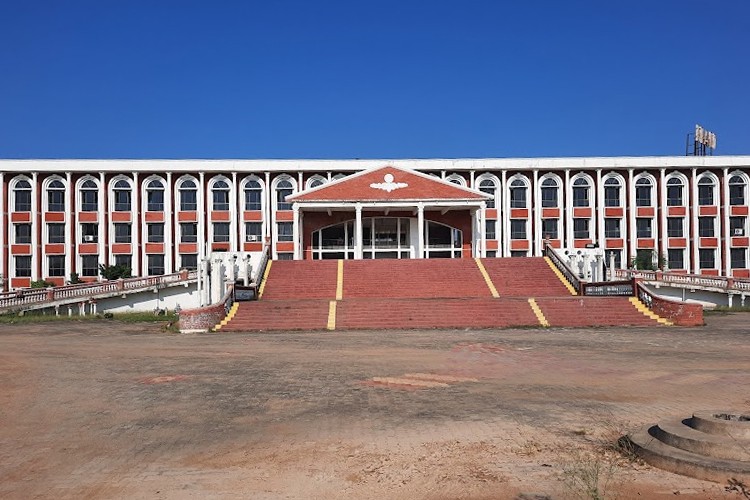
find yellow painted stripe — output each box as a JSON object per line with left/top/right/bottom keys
{"left": 336, "top": 259, "right": 344, "bottom": 300}
{"left": 257, "top": 260, "right": 272, "bottom": 298}
{"left": 213, "top": 302, "right": 239, "bottom": 331}
{"left": 544, "top": 256, "right": 578, "bottom": 295}
{"left": 327, "top": 300, "right": 337, "bottom": 330}
{"left": 628, "top": 297, "right": 673, "bottom": 325}
{"left": 528, "top": 298, "right": 550, "bottom": 327}
{"left": 474, "top": 258, "right": 499, "bottom": 298}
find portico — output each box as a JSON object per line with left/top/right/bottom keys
{"left": 287, "top": 166, "right": 491, "bottom": 260}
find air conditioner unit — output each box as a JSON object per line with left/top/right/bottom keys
{"left": 734, "top": 228, "right": 744, "bottom": 236}
{"left": 83, "top": 235, "right": 96, "bottom": 242}
{"left": 246, "top": 234, "right": 259, "bottom": 242}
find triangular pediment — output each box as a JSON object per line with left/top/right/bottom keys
{"left": 288, "top": 165, "right": 489, "bottom": 203}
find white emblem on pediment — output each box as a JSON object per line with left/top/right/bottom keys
{"left": 370, "top": 173, "right": 408, "bottom": 193}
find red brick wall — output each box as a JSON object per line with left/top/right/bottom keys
{"left": 650, "top": 295, "right": 704, "bottom": 326}
{"left": 178, "top": 302, "right": 226, "bottom": 332}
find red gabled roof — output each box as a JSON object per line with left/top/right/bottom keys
{"left": 288, "top": 165, "right": 489, "bottom": 202}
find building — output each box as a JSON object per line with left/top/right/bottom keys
{"left": 1, "top": 156, "right": 749, "bottom": 291}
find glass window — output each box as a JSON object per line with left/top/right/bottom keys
{"left": 245, "top": 222, "right": 262, "bottom": 242}
{"left": 113, "top": 179, "right": 131, "bottom": 211}
{"left": 729, "top": 175, "right": 746, "bottom": 206}
{"left": 277, "top": 222, "right": 293, "bottom": 242}
{"left": 635, "top": 178, "right": 652, "bottom": 207}
{"left": 307, "top": 176, "right": 325, "bottom": 189}
{"left": 479, "top": 179, "right": 496, "bottom": 209}
{"left": 81, "top": 255, "right": 99, "bottom": 277}
{"left": 276, "top": 179, "right": 293, "bottom": 211}
{"left": 114, "top": 255, "right": 132, "bottom": 271}
{"left": 540, "top": 178, "right": 558, "bottom": 208}
{"left": 572, "top": 178, "right": 590, "bottom": 207}
{"left": 244, "top": 179, "right": 262, "bottom": 210}
{"left": 212, "top": 179, "right": 231, "bottom": 211}
{"left": 180, "top": 223, "right": 198, "bottom": 243}
{"left": 148, "top": 223, "right": 165, "bottom": 243}
{"left": 48, "top": 223, "right": 65, "bottom": 244}
{"left": 485, "top": 220, "right": 496, "bottom": 239}
{"left": 15, "top": 256, "right": 32, "bottom": 277}
{"left": 730, "top": 216, "right": 746, "bottom": 236}
{"left": 80, "top": 179, "right": 98, "bottom": 211}
{"left": 147, "top": 254, "right": 165, "bottom": 276}
{"left": 698, "top": 177, "right": 714, "bottom": 206}
{"left": 15, "top": 223, "right": 32, "bottom": 244}
{"left": 573, "top": 218, "right": 589, "bottom": 239}
{"left": 510, "top": 219, "right": 526, "bottom": 240}
{"left": 699, "top": 249, "right": 715, "bottom": 269}
{"left": 698, "top": 217, "right": 715, "bottom": 237}
{"left": 509, "top": 179, "right": 527, "bottom": 208}
{"left": 542, "top": 218, "right": 558, "bottom": 239}
{"left": 114, "top": 223, "right": 132, "bottom": 243}
{"left": 277, "top": 253, "right": 294, "bottom": 260}
{"left": 667, "top": 178, "right": 683, "bottom": 206}
{"left": 667, "top": 249, "right": 684, "bottom": 269}
{"left": 81, "top": 223, "right": 98, "bottom": 243}
{"left": 47, "top": 179, "right": 65, "bottom": 212}
{"left": 146, "top": 179, "right": 165, "bottom": 211}
{"left": 604, "top": 178, "right": 621, "bottom": 207}
{"left": 667, "top": 218, "right": 683, "bottom": 237}
{"left": 213, "top": 222, "right": 230, "bottom": 242}
{"left": 731, "top": 248, "right": 747, "bottom": 269}
{"left": 179, "top": 179, "right": 198, "bottom": 211}
{"left": 14, "top": 179, "right": 32, "bottom": 211}
{"left": 605, "top": 250, "right": 622, "bottom": 269}
{"left": 181, "top": 254, "right": 198, "bottom": 270}
{"left": 636, "top": 218, "right": 652, "bottom": 238}
{"left": 510, "top": 250, "right": 527, "bottom": 258}
{"left": 48, "top": 255, "right": 65, "bottom": 277}
{"left": 604, "top": 218, "right": 621, "bottom": 238}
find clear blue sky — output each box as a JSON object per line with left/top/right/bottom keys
{"left": 1, "top": 1, "right": 748, "bottom": 159}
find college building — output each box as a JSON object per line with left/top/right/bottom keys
{"left": 1, "top": 156, "right": 749, "bottom": 290}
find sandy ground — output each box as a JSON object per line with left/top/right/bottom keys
{"left": 1, "top": 313, "right": 749, "bottom": 499}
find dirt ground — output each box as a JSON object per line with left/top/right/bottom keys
{"left": 1, "top": 313, "right": 749, "bottom": 499}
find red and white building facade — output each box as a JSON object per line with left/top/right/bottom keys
{"left": 1, "top": 156, "right": 749, "bottom": 290}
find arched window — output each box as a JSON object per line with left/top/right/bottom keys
{"left": 113, "top": 179, "right": 131, "bottom": 212}
{"left": 276, "top": 179, "right": 294, "bottom": 211}
{"left": 509, "top": 178, "right": 527, "bottom": 208}
{"left": 211, "top": 179, "right": 230, "bottom": 211}
{"left": 306, "top": 175, "right": 326, "bottom": 190}
{"left": 13, "top": 178, "right": 32, "bottom": 212}
{"left": 47, "top": 179, "right": 66, "bottom": 212}
{"left": 540, "top": 177, "right": 559, "bottom": 208}
{"left": 697, "top": 176, "right": 715, "bottom": 206}
{"left": 178, "top": 178, "right": 198, "bottom": 211}
{"left": 244, "top": 178, "right": 263, "bottom": 211}
{"left": 445, "top": 174, "right": 466, "bottom": 186}
{"left": 729, "top": 174, "right": 747, "bottom": 206}
{"left": 478, "top": 178, "right": 497, "bottom": 208}
{"left": 666, "top": 177, "right": 684, "bottom": 206}
{"left": 146, "top": 179, "right": 165, "bottom": 211}
{"left": 635, "top": 177, "right": 653, "bottom": 207}
{"left": 80, "top": 179, "right": 98, "bottom": 212}
{"left": 331, "top": 173, "right": 347, "bottom": 181}
{"left": 603, "top": 177, "right": 622, "bottom": 207}
{"left": 572, "top": 177, "right": 591, "bottom": 207}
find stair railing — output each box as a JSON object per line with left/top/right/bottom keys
{"left": 543, "top": 243, "right": 582, "bottom": 294}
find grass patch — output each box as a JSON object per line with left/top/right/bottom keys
{"left": 0, "top": 310, "right": 178, "bottom": 324}
{"left": 705, "top": 306, "right": 750, "bottom": 315}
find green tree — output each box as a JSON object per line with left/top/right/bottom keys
{"left": 99, "top": 264, "right": 132, "bottom": 280}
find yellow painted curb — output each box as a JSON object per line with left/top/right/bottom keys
{"left": 544, "top": 256, "right": 578, "bottom": 295}
{"left": 213, "top": 302, "right": 239, "bottom": 331}
{"left": 327, "top": 300, "right": 337, "bottom": 331}
{"left": 336, "top": 259, "right": 344, "bottom": 300}
{"left": 628, "top": 297, "right": 673, "bottom": 326}
{"left": 257, "top": 260, "right": 272, "bottom": 298}
{"left": 528, "top": 298, "right": 550, "bottom": 327}
{"left": 474, "top": 258, "right": 499, "bottom": 298}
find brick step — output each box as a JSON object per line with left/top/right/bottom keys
{"left": 261, "top": 260, "right": 338, "bottom": 300}
{"left": 480, "top": 257, "right": 572, "bottom": 297}
{"left": 221, "top": 299, "right": 330, "bottom": 331}
{"left": 535, "top": 297, "right": 660, "bottom": 327}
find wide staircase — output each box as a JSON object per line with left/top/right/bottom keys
{"left": 218, "top": 257, "right": 671, "bottom": 332}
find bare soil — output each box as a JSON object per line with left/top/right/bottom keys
{"left": 1, "top": 314, "right": 749, "bottom": 499}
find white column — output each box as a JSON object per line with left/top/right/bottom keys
{"left": 479, "top": 203, "right": 487, "bottom": 258}
{"left": 264, "top": 171, "right": 271, "bottom": 243}
{"left": 0, "top": 172, "right": 4, "bottom": 289}
{"left": 500, "top": 170, "right": 508, "bottom": 257}
{"left": 690, "top": 169, "right": 698, "bottom": 274}
{"left": 627, "top": 169, "right": 636, "bottom": 264}
{"left": 31, "top": 172, "right": 39, "bottom": 281}
{"left": 132, "top": 172, "right": 140, "bottom": 276}
{"left": 198, "top": 172, "right": 206, "bottom": 263}
{"left": 98, "top": 172, "right": 105, "bottom": 276}
{"left": 469, "top": 170, "right": 475, "bottom": 189}
{"left": 293, "top": 204, "right": 301, "bottom": 260}
{"left": 165, "top": 171, "right": 173, "bottom": 273}
{"left": 659, "top": 168, "right": 667, "bottom": 269}
{"left": 564, "top": 169, "right": 572, "bottom": 249}
{"left": 722, "top": 167, "right": 730, "bottom": 276}
{"left": 417, "top": 203, "right": 425, "bottom": 259}
{"left": 230, "top": 171, "right": 238, "bottom": 253}
{"left": 596, "top": 169, "right": 604, "bottom": 248}
{"left": 65, "top": 172, "right": 73, "bottom": 281}
{"left": 533, "top": 169, "right": 541, "bottom": 255}
{"left": 355, "top": 203, "right": 363, "bottom": 259}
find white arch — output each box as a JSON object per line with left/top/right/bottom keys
{"left": 445, "top": 173, "right": 467, "bottom": 187}
{"left": 305, "top": 174, "right": 327, "bottom": 190}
